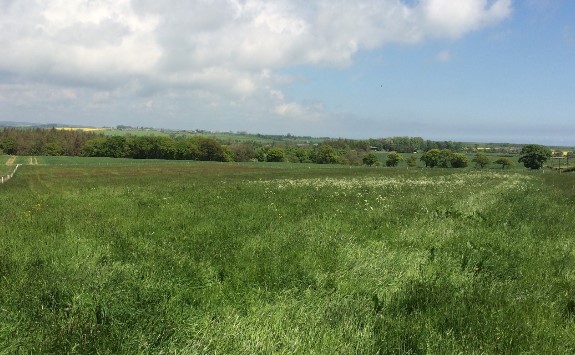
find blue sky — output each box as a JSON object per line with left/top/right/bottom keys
{"left": 0, "top": 0, "right": 573, "bottom": 145}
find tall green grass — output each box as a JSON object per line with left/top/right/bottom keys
{"left": 1, "top": 162, "right": 575, "bottom": 353}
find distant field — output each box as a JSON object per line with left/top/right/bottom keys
{"left": 1, "top": 159, "right": 575, "bottom": 353}
{"left": 0, "top": 155, "right": 9, "bottom": 173}
{"left": 55, "top": 127, "right": 107, "bottom": 133}
{"left": 97, "top": 128, "right": 326, "bottom": 144}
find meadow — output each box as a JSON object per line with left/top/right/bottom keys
{"left": 1, "top": 157, "right": 575, "bottom": 353}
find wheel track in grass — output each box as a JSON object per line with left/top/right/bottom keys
{"left": 1, "top": 156, "right": 21, "bottom": 184}
{"left": 337, "top": 172, "right": 535, "bottom": 292}
{"left": 5, "top": 155, "right": 16, "bottom": 166}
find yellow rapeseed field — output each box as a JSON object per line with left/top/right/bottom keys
{"left": 55, "top": 127, "right": 106, "bottom": 132}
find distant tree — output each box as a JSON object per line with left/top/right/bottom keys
{"left": 43, "top": 142, "right": 63, "bottom": 156}
{"left": 103, "top": 136, "right": 128, "bottom": 158}
{"left": 362, "top": 153, "right": 379, "bottom": 166}
{"left": 298, "top": 148, "right": 312, "bottom": 163}
{"left": 450, "top": 153, "right": 468, "bottom": 168}
{"left": 518, "top": 144, "right": 551, "bottom": 170}
{"left": 0, "top": 136, "right": 17, "bottom": 155}
{"left": 254, "top": 147, "right": 267, "bottom": 162}
{"left": 406, "top": 155, "right": 418, "bottom": 168}
{"left": 229, "top": 142, "right": 258, "bottom": 162}
{"left": 81, "top": 137, "right": 107, "bottom": 157}
{"left": 174, "top": 139, "right": 200, "bottom": 160}
{"left": 567, "top": 152, "right": 574, "bottom": 167}
{"left": 420, "top": 149, "right": 452, "bottom": 168}
{"left": 339, "top": 149, "right": 362, "bottom": 166}
{"left": 313, "top": 144, "right": 339, "bottom": 164}
{"left": 494, "top": 157, "right": 514, "bottom": 169}
{"left": 386, "top": 152, "right": 403, "bottom": 167}
{"left": 437, "top": 149, "right": 453, "bottom": 168}
{"left": 266, "top": 147, "right": 285, "bottom": 162}
{"left": 472, "top": 153, "right": 490, "bottom": 169}
{"left": 420, "top": 149, "right": 440, "bottom": 168}
{"left": 195, "top": 137, "right": 230, "bottom": 162}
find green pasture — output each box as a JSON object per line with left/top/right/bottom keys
{"left": 1, "top": 160, "right": 575, "bottom": 353}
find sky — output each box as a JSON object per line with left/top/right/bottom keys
{"left": 0, "top": 0, "right": 574, "bottom": 145}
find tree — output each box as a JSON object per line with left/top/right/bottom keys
{"left": 406, "top": 155, "right": 418, "bottom": 168}
{"left": 313, "top": 144, "right": 339, "bottom": 164}
{"left": 472, "top": 153, "right": 490, "bottom": 169}
{"left": 0, "top": 136, "right": 17, "bottom": 155}
{"left": 103, "top": 136, "right": 128, "bottom": 158}
{"left": 437, "top": 149, "right": 452, "bottom": 168}
{"left": 494, "top": 157, "right": 514, "bottom": 169}
{"left": 81, "top": 137, "right": 107, "bottom": 157}
{"left": 419, "top": 148, "right": 449, "bottom": 168}
{"left": 518, "top": 144, "right": 551, "bottom": 170}
{"left": 289, "top": 147, "right": 312, "bottom": 163}
{"left": 362, "top": 153, "right": 379, "bottom": 166}
{"left": 386, "top": 152, "right": 403, "bottom": 167}
{"left": 229, "top": 142, "right": 257, "bottom": 162}
{"left": 43, "top": 142, "right": 63, "bottom": 156}
{"left": 266, "top": 147, "right": 285, "bottom": 162}
{"left": 567, "top": 152, "right": 574, "bottom": 167}
{"left": 450, "top": 153, "right": 468, "bottom": 168}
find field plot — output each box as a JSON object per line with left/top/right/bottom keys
{"left": 1, "top": 161, "right": 575, "bottom": 353}
{"left": 0, "top": 156, "right": 10, "bottom": 175}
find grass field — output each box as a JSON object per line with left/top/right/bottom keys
{"left": 1, "top": 159, "right": 575, "bottom": 353}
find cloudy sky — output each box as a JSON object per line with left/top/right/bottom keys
{"left": 1, "top": 0, "right": 573, "bottom": 144}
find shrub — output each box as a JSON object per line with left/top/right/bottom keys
{"left": 472, "top": 154, "right": 490, "bottom": 169}
{"left": 450, "top": 153, "right": 468, "bottom": 168}
{"left": 362, "top": 153, "right": 379, "bottom": 166}
{"left": 386, "top": 152, "right": 403, "bottom": 167}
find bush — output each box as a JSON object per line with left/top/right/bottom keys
{"left": 472, "top": 154, "right": 490, "bottom": 169}
{"left": 386, "top": 152, "right": 403, "bottom": 167}
{"left": 362, "top": 153, "right": 379, "bottom": 167}
{"left": 450, "top": 153, "right": 468, "bottom": 168}
{"left": 494, "top": 157, "right": 514, "bottom": 169}
{"left": 266, "top": 147, "right": 286, "bottom": 162}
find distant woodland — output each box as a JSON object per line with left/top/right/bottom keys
{"left": 0, "top": 127, "right": 511, "bottom": 164}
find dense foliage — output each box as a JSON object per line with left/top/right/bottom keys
{"left": 0, "top": 128, "right": 94, "bottom": 156}
{"left": 420, "top": 149, "right": 469, "bottom": 168}
{"left": 472, "top": 153, "right": 491, "bottom": 169}
{"left": 1, "top": 128, "right": 561, "bottom": 171}
{"left": 519, "top": 144, "right": 552, "bottom": 170}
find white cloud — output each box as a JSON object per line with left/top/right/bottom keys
{"left": 0, "top": 0, "right": 513, "bottom": 126}
{"left": 419, "top": 0, "right": 512, "bottom": 38}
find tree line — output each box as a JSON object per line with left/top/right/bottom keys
{"left": 0, "top": 128, "right": 371, "bottom": 164}
{"left": 0, "top": 128, "right": 556, "bottom": 170}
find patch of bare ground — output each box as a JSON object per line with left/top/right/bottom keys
{"left": 5, "top": 156, "right": 16, "bottom": 166}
